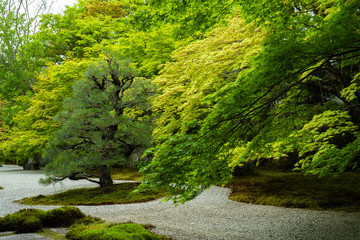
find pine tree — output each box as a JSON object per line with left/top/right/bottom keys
{"left": 42, "top": 54, "right": 155, "bottom": 188}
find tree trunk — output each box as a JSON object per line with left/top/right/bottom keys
{"left": 99, "top": 165, "right": 113, "bottom": 188}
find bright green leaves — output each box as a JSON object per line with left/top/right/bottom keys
{"left": 148, "top": 0, "right": 238, "bottom": 32}
{"left": 139, "top": 0, "right": 360, "bottom": 203}
{"left": 342, "top": 73, "right": 360, "bottom": 102}
{"left": 37, "top": 0, "right": 129, "bottom": 59}
{"left": 0, "top": 59, "right": 90, "bottom": 165}
{"left": 152, "top": 17, "right": 265, "bottom": 143}
{"left": 140, "top": 134, "right": 232, "bottom": 204}
{"left": 294, "top": 110, "right": 359, "bottom": 175}
{"left": 140, "top": 16, "right": 265, "bottom": 202}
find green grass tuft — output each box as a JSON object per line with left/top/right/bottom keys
{"left": 19, "top": 182, "right": 166, "bottom": 205}
{"left": 228, "top": 170, "right": 360, "bottom": 211}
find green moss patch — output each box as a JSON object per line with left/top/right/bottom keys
{"left": 16, "top": 216, "right": 43, "bottom": 233}
{"left": 19, "top": 182, "right": 165, "bottom": 205}
{"left": 228, "top": 170, "right": 360, "bottom": 211}
{"left": 67, "top": 222, "right": 169, "bottom": 240}
{"left": 0, "top": 207, "right": 87, "bottom": 233}
{"left": 111, "top": 168, "right": 143, "bottom": 181}
{"left": 37, "top": 228, "right": 67, "bottom": 240}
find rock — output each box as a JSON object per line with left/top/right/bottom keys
{"left": 127, "top": 147, "right": 145, "bottom": 168}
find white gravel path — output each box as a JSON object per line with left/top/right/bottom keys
{"left": 1, "top": 164, "right": 360, "bottom": 240}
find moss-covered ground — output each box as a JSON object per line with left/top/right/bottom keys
{"left": 110, "top": 168, "right": 143, "bottom": 181}
{"left": 18, "top": 182, "right": 165, "bottom": 205}
{"left": 66, "top": 222, "right": 170, "bottom": 240}
{"left": 0, "top": 206, "right": 86, "bottom": 233}
{"left": 0, "top": 207, "right": 169, "bottom": 240}
{"left": 228, "top": 170, "right": 360, "bottom": 211}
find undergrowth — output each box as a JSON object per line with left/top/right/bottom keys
{"left": 18, "top": 182, "right": 166, "bottom": 205}
{"left": 228, "top": 170, "right": 360, "bottom": 211}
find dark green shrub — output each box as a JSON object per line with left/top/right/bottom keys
{"left": 0, "top": 214, "right": 18, "bottom": 232}
{"left": 0, "top": 209, "right": 46, "bottom": 232}
{"left": 16, "top": 216, "right": 43, "bottom": 233}
{"left": 0, "top": 207, "right": 86, "bottom": 233}
{"left": 42, "top": 206, "right": 86, "bottom": 227}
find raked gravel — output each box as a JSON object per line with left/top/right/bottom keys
{"left": 1, "top": 164, "right": 360, "bottom": 240}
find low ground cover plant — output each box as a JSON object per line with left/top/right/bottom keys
{"left": 67, "top": 222, "right": 169, "bottom": 240}
{"left": 110, "top": 168, "right": 143, "bottom": 182}
{"left": 0, "top": 206, "right": 85, "bottom": 233}
{"left": 0, "top": 207, "right": 169, "bottom": 239}
{"left": 228, "top": 170, "right": 360, "bottom": 211}
{"left": 18, "top": 182, "right": 165, "bottom": 205}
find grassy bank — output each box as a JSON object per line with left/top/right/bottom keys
{"left": 228, "top": 170, "right": 360, "bottom": 211}
{"left": 18, "top": 182, "right": 165, "bottom": 205}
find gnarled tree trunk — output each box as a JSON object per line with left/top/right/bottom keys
{"left": 99, "top": 165, "right": 113, "bottom": 188}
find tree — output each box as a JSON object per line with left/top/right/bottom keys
{"left": 140, "top": 0, "right": 360, "bottom": 202}
{"left": 0, "top": 60, "right": 90, "bottom": 168}
{"left": 0, "top": 0, "right": 50, "bottom": 98}
{"left": 140, "top": 16, "right": 266, "bottom": 203}
{"left": 42, "top": 53, "right": 155, "bottom": 188}
{"left": 0, "top": 0, "right": 131, "bottom": 167}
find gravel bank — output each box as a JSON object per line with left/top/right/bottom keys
{"left": 1, "top": 164, "right": 360, "bottom": 240}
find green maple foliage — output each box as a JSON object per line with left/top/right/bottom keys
{"left": 140, "top": 0, "right": 360, "bottom": 202}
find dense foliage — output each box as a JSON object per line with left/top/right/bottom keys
{"left": 0, "top": 0, "right": 359, "bottom": 202}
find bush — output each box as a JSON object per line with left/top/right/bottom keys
{"left": 42, "top": 206, "right": 86, "bottom": 227}
{"left": 16, "top": 216, "right": 43, "bottom": 233}
{"left": 0, "top": 207, "right": 86, "bottom": 233}
{"left": 0, "top": 209, "right": 46, "bottom": 232}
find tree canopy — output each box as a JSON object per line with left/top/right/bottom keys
{"left": 0, "top": 0, "right": 359, "bottom": 202}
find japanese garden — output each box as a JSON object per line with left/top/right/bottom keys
{"left": 0, "top": 0, "right": 360, "bottom": 239}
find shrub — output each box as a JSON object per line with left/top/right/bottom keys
{"left": 0, "top": 209, "right": 46, "bottom": 232}
{"left": 42, "top": 206, "right": 86, "bottom": 227}
{"left": 0, "top": 207, "right": 86, "bottom": 233}
{"left": 16, "top": 216, "right": 43, "bottom": 233}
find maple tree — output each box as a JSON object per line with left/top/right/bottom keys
{"left": 139, "top": 0, "right": 360, "bottom": 202}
